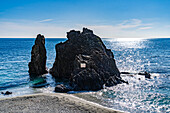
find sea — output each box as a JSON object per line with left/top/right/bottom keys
{"left": 0, "top": 38, "right": 169, "bottom": 113}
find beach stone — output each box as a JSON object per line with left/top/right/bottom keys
{"left": 5, "top": 91, "right": 12, "bottom": 95}
{"left": 1, "top": 91, "right": 12, "bottom": 95}
{"left": 54, "top": 84, "right": 71, "bottom": 93}
{"left": 28, "top": 34, "right": 48, "bottom": 77}
{"left": 50, "top": 28, "right": 126, "bottom": 91}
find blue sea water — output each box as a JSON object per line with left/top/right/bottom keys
{"left": 0, "top": 38, "right": 169, "bottom": 112}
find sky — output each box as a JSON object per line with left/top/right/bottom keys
{"left": 0, "top": 0, "right": 170, "bottom": 38}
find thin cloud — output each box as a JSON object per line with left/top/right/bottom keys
{"left": 83, "top": 19, "right": 153, "bottom": 38}
{"left": 165, "top": 25, "right": 170, "bottom": 28}
{"left": 0, "top": 19, "right": 169, "bottom": 38}
{"left": 118, "top": 19, "right": 142, "bottom": 29}
{"left": 39, "top": 19, "right": 53, "bottom": 23}
{"left": 85, "top": 25, "right": 139, "bottom": 38}
{"left": 139, "top": 27, "right": 152, "bottom": 30}
{"left": 0, "top": 21, "right": 69, "bottom": 38}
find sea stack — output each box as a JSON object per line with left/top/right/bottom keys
{"left": 28, "top": 34, "right": 47, "bottom": 77}
{"left": 50, "top": 28, "right": 125, "bottom": 91}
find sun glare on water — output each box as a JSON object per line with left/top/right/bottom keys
{"left": 115, "top": 38, "right": 145, "bottom": 42}
{"left": 106, "top": 38, "right": 147, "bottom": 49}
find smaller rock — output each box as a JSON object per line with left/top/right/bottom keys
{"left": 121, "top": 72, "right": 130, "bottom": 74}
{"left": 138, "top": 72, "right": 151, "bottom": 79}
{"left": 138, "top": 72, "right": 146, "bottom": 75}
{"left": 144, "top": 72, "right": 151, "bottom": 79}
{"left": 54, "top": 84, "right": 71, "bottom": 93}
{"left": 1, "top": 91, "right": 12, "bottom": 95}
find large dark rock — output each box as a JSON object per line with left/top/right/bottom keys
{"left": 50, "top": 28, "right": 125, "bottom": 91}
{"left": 28, "top": 34, "right": 48, "bottom": 77}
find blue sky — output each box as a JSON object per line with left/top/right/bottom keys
{"left": 0, "top": 0, "right": 170, "bottom": 38}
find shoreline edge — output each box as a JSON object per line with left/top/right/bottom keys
{"left": 0, "top": 93, "right": 124, "bottom": 113}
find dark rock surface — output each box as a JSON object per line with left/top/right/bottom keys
{"left": 1, "top": 91, "right": 12, "bottom": 95}
{"left": 144, "top": 72, "right": 151, "bottom": 79}
{"left": 28, "top": 34, "right": 47, "bottom": 77}
{"left": 138, "top": 71, "right": 151, "bottom": 79}
{"left": 121, "top": 72, "right": 130, "bottom": 74}
{"left": 50, "top": 28, "right": 126, "bottom": 91}
{"left": 54, "top": 84, "right": 71, "bottom": 93}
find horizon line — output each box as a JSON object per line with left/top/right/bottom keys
{"left": 0, "top": 37, "right": 170, "bottom": 39}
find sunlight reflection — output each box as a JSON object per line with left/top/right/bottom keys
{"left": 115, "top": 38, "right": 145, "bottom": 42}
{"left": 106, "top": 38, "right": 147, "bottom": 49}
